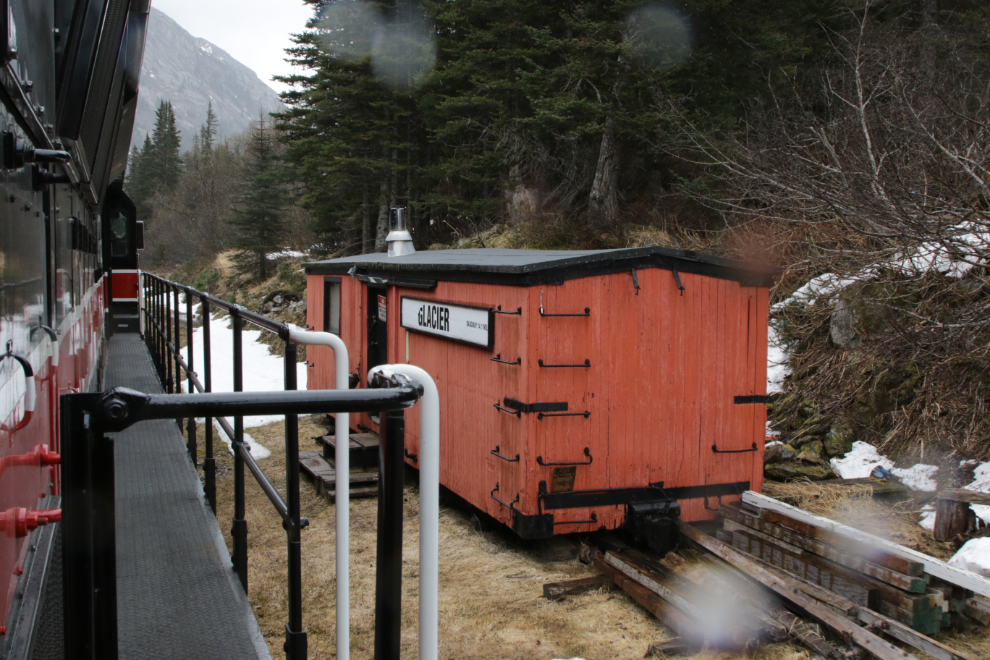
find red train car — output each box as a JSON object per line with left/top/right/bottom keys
{"left": 304, "top": 229, "right": 775, "bottom": 546}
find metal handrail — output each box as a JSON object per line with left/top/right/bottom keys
{"left": 140, "top": 271, "right": 352, "bottom": 660}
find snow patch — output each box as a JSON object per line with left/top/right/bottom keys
{"left": 211, "top": 427, "right": 271, "bottom": 460}
{"left": 182, "top": 306, "right": 308, "bottom": 459}
{"left": 891, "top": 464, "right": 939, "bottom": 492}
{"left": 830, "top": 442, "right": 892, "bottom": 479}
{"left": 773, "top": 272, "right": 860, "bottom": 312}
{"left": 830, "top": 441, "right": 938, "bottom": 491}
{"left": 963, "top": 462, "right": 990, "bottom": 525}
{"left": 266, "top": 249, "right": 308, "bottom": 260}
{"left": 949, "top": 537, "right": 990, "bottom": 578}
{"left": 766, "top": 324, "right": 790, "bottom": 394}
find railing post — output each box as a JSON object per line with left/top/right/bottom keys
{"left": 231, "top": 306, "right": 248, "bottom": 592}
{"left": 142, "top": 275, "right": 149, "bottom": 348}
{"left": 164, "top": 279, "right": 173, "bottom": 394}
{"left": 159, "top": 278, "right": 166, "bottom": 385}
{"left": 186, "top": 287, "right": 196, "bottom": 465}
{"left": 374, "top": 408, "right": 404, "bottom": 660}
{"left": 283, "top": 341, "right": 308, "bottom": 659}
{"left": 157, "top": 278, "right": 165, "bottom": 385}
{"left": 150, "top": 277, "right": 158, "bottom": 377}
{"left": 202, "top": 293, "right": 216, "bottom": 514}
{"left": 61, "top": 393, "right": 119, "bottom": 659}
{"left": 173, "top": 285, "right": 183, "bottom": 429}
{"left": 152, "top": 278, "right": 159, "bottom": 378}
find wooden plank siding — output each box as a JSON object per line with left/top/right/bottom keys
{"left": 305, "top": 266, "right": 768, "bottom": 535}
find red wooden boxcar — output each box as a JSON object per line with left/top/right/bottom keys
{"left": 304, "top": 247, "right": 775, "bottom": 542}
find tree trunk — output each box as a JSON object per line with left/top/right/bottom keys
{"left": 375, "top": 177, "right": 390, "bottom": 253}
{"left": 921, "top": 0, "right": 937, "bottom": 79}
{"left": 362, "top": 186, "right": 372, "bottom": 254}
{"left": 588, "top": 111, "right": 620, "bottom": 227}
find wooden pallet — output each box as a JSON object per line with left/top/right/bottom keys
{"left": 299, "top": 451, "right": 378, "bottom": 502}
{"left": 313, "top": 432, "right": 380, "bottom": 468}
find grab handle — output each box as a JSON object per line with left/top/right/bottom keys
{"left": 537, "top": 447, "right": 592, "bottom": 466}
{"left": 490, "top": 445, "right": 520, "bottom": 462}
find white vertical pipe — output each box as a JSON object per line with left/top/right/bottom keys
{"left": 285, "top": 324, "right": 350, "bottom": 660}
{"left": 368, "top": 364, "right": 439, "bottom": 660}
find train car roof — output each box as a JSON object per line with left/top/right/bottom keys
{"left": 304, "top": 247, "right": 777, "bottom": 287}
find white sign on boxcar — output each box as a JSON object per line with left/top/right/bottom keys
{"left": 400, "top": 296, "right": 494, "bottom": 349}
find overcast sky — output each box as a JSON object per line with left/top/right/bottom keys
{"left": 152, "top": 0, "right": 314, "bottom": 93}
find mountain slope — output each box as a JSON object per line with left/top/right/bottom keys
{"left": 132, "top": 8, "right": 283, "bottom": 150}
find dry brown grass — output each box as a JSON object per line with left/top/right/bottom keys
{"left": 202, "top": 416, "right": 671, "bottom": 659}
{"left": 195, "top": 421, "right": 986, "bottom": 659}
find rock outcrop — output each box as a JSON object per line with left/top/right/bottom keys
{"left": 133, "top": 8, "right": 283, "bottom": 150}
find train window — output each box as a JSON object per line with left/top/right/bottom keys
{"left": 324, "top": 277, "right": 341, "bottom": 335}
{"left": 111, "top": 214, "right": 126, "bottom": 239}
{"left": 111, "top": 213, "right": 128, "bottom": 257}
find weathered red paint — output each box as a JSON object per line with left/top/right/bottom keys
{"left": 306, "top": 265, "right": 768, "bottom": 534}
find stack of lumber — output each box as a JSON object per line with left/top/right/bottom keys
{"left": 719, "top": 501, "right": 946, "bottom": 633}
{"left": 733, "top": 492, "right": 990, "bottom": 633}
{"left": 299, "top": 431, "right": 384, "bottom": 501}
{"left": 592, "top": 490, "right": 990, "bottom": 660}
{"left": 298, "top": 451, "right": 378, "bottom": 501}
{"left": 314, "top": 432, "right": 380, "bottom": 468}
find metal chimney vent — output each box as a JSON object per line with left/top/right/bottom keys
{"left": 386, "top": 207, "right": 415, "bottom": 257}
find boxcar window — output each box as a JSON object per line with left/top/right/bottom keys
{"left": 324, "top": 278, "right": 341, "bottom": 334}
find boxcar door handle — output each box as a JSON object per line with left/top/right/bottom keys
{"left": 537, "top": 410, "right": 590, "bottom": 420}
{"left": 491, "top": 445, "right": 520, "bottom": 462}
{"left": 491, "top": 354, "right": 522, "bottom": 365}
{"left": 490, "top": 483, "right": 519, "bottom": 510}
{"left": 537, "top": 447, "right": 592, "bottom": 466}
{"left": 493, "top": 402, "right": 521, "bottom": 417}
{"left": 538, "top": 359, "right": 590, "bottom": 368}
{"left": 494, "top": 306, "right": 522, "bottom": 315}
{"left": 712, "top": 442, "right": 758, "bottom": 454}
{"left": 539, "top": 290, "right": 590, "bottom": 317}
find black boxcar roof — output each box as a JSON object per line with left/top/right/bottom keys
{"left": 304, "top": 247, "right": 777, "bottom": 287}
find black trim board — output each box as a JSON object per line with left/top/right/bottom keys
{"left": 663, "top": 481, "right": 750, "bottom": 500}
{"left": 503, "top": 398, "right": 568, "bottom": 414}
{"left": 539, "top": 481, "right": 750, "bottom": 510}
{"left": 389, "top": 277, "right": 437, "bottom": 290}
{"left": 734, "top": 395, "right": 769, "bottom": 404}
{"left": 511, "top": 510, "right": 554, "bottom": 539}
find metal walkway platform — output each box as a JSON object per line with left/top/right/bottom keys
{"left": 106, "top": 334, "right": 270, "bottom": 660}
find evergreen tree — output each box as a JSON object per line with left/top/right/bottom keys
{"left": 150, "top": 100, "right": 183, "bottom": 193}
{"left": 275, "top": 0, "right": 416, "bottom": 254}
{"left": 228, "top": 114, "right": 286, "bottom": 280}
{"left": 273, "top": 0, "right": 871, "bottom": 248}
{"left": 200, "top": 101, "right": 219, "bottom": 151}
{"left": 126, "top": 134, "right": 156, "bottom": 219}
